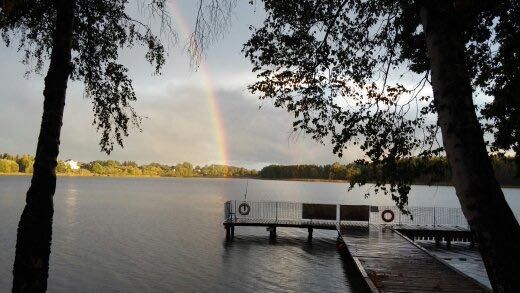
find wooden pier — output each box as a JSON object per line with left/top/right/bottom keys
{"left": 223, "top": 201, "right": 370, "bottom": 240}
{"left": 223, "top": 200, "right": 489, "bottom": 292}
{"left": 223, "top": 201, "right": 473, "bottom": 244}
{"left": 339, "top": 227, "right": 489, "bottom": 292}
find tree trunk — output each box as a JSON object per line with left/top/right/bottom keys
{"left": 419, "top": 1, "right": 520, "bottom": 292}
{"left": 12, "top": 0, "right": 75, "bottom": 292}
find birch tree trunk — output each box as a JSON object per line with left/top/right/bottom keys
{"left": 419, "top": 2, "right": 520, "bottom": 292}
{"left": 12, "top": 0, "right": 76, "bottom": 291}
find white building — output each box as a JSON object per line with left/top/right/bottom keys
{"left": 65, "top": 159, "right": 80, "bottom": 170}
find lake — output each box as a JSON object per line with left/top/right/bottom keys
{"left": 1, "top": 176, "right": 519, "bottom": 292}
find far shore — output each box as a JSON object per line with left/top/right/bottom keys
{"left": 3, "top": 172, "right": 520, "bottom": 188}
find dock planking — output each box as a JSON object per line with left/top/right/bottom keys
{"left": 417, "top": 241, "right": 491, "bottom": 289}
{"left": 341, "top": 227, "right": 490, "bottom": 293}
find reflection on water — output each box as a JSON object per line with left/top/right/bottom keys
{"left": 220, "top": 230, "right": 352, "bottom": 292}
{"left": 0, "top": 176, "right": 519, "bottom": 292}
{"left": 64, "top": 188, "right": 79, "bottom": 229}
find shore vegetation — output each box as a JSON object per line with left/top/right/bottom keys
{"left": 2, "top": 153, "right": 518, "bottom": 186}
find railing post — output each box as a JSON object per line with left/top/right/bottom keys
{"left": 224, "top": 201, "right": 228, "bottom": 220}
{"left": 433, "top": 207, "right": 436, "bottom": 228}
{"left": 368, "top": 205, "right": 370, "bottom": 226}
{"left": 336, "top": 204, "right": 340, "bottom": 224}
{"left": 275, "top": 202, "right": 278, "bottom": 222}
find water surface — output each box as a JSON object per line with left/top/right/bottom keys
{"left": 0, "top": 176, "right": 518, "bottom": 292}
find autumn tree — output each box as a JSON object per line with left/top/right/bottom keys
{"left": 244, "top": 0, "right": 519, "bottom": 291}
{"left": 1, "top": 0, "right": 173, "bottom": 291}
{"left": 0, "top": 158, "right": 19, "bottom": 172}
{"left": 17, "top": 154, "right": 34, "bottom": 173}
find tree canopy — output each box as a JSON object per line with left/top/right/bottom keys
{"left": 244, "top": 0, "right": 520, "bottom": 211}
{"left": 1, "top": 0, "right": 173, "bottom": 153}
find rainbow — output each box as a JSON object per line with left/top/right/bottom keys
{"left": 169, "top": 1, "right": 229, "bottom": 166}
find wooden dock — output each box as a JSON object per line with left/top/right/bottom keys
{"left": 223, "top": 200, "right": 489, "bottom": 292}
{"left": 223, "top": 201, "right": 473, "bottom": 244}
{"left": 223, "top": 201, "right": 370, "bottom": 240}
{"left": 340, "top": 227, "right": 490, "bottom": 292}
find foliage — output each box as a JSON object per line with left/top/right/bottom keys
{"left": 56, "top": 160, "right": 72, "bottom": 174}
{"left": 243, "top": 0, "right": 520, "bottom": 211}
{"left": 258, "top": 157, "right": 519, "bottom": 186}
{"left": 0, "top": 158, "right": 19, "bottom": 173}
{"left": 17, "top": 154, "right": 34, "bottom": 173}
{"left": 478, "top": 2, "right": 520, "bottom": 167}
{"left": 0, "top": 0, "right": 174, "bottom": 153}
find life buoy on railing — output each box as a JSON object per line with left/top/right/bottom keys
{"left": 381, "top": 209, "right": 395, "bottom": 223}
{"left": 239, "top": 202, "right": 251, "bottom": 215}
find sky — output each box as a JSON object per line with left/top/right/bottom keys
{"left": 0, "top": 1, "right": 366, "bottom": 170}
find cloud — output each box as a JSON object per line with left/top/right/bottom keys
{"left": 57, "top": 79, "right": 359, "bottom": 169}
{"left": 0, "top": 1, "right": 362, "bottom": 169}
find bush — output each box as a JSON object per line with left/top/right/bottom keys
{"left": 0, "top": 159, "right": 20, "bottom": 173}
{"left": 17, "top": 154, "right": 34, "bottom": 173}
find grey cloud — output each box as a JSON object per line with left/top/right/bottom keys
{"left": 0, "top": 0, "right": 363, "bottom": 169}
{"left": 60, "top": 81, "right": 359, "bottom": 169}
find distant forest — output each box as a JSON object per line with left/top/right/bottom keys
{"left": 259, "top": 157, "right": 520, "bottom": 186}
{"left": 1, "top": 152, "right": 518, "bottom": 185}
{"left": 0, "top": 153, "right": 257, "bottom": 178}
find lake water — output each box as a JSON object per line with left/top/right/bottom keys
{"left": 1, "top": 176, "right": 519, "bottom": 292}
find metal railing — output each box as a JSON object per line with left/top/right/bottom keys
{"left": 225, "top": 200, "right": 304, "bottom": 221}
{"left": 224, "top": 200, "right": 469, "bottom": 228}
{"left": 369, "top": 205, "right": 469, "bottom": 228}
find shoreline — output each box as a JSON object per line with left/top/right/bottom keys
{"left": 2, "top": 172, "right": 520, "bottom": 188}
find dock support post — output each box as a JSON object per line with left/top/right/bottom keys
{"left": 225, "top": 226, "right": 231, "bottom": 241}
{"left": 446, "top": 237, "right": 451, "bottom": 250}
{"left": 269, "top": 226, "right": 277, "bottom": 240}
{"left": 435, "top": 236, "right": 440, "bottom": 247}
{"left": 308, "top": 227, "right": 313, "bottom": 242}
{"left": 231, "top": 226, "right": 235, "bottom": 239}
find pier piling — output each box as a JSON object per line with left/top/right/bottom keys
{"left": 269, "top": 226, "right": 277, "bottom": 240}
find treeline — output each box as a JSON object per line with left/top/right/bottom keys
{"left": 258, "top": 156, "right": 520, "bottom": 186}
{"left": 0, "top": 153, "right": 258, "bottom": 178}
{"left": 1, "top": 154, "right": 35, "bottom": 173}
{"left": 3, "top": 152, "right": 518, "bottom": 185}
{"left": 85, "top": 160, "right": 257, "bottom": 177}
{"left": 259, "top": 162, "right": 357, "bottom": 180}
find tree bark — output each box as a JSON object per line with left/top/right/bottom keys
{"left": 419, "top": 1, "right": 520, "bottom": 292}
{"left": 12, "top": 0, "right": 75, "bottom": 292}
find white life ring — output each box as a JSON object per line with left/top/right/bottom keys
{"left": 238, "top": 203, "right": 251, "bottom": 215}
{"left": 381, "top": 209, "right": 395, "bottom": 223}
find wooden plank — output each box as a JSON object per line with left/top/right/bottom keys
{"left": 342, "top": 227, "right": 489, "bottom": 293}
{"left": 353, "top": 257, "right": 380, "bottom": 293}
